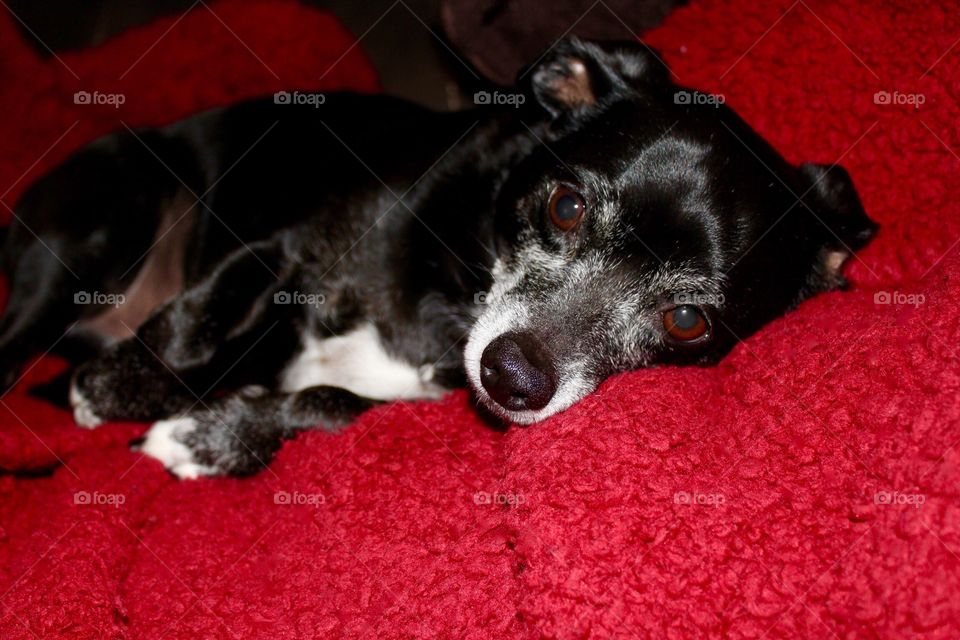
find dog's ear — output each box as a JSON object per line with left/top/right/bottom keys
{"left": 800, "top": 163, "right": 878, "bottom": 287}
{"left": 522, "top": 36, "right": 668, "bottom": 117}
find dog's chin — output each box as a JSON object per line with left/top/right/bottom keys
{"left": 471, "top": 388, "right": 542, "bottom": 425}
{"left": 467, "top": 374, "right": 592, "bottom": 425}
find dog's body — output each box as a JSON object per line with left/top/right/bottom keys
{"left": 1, "top": 39, "right": 875, "bottom": 477}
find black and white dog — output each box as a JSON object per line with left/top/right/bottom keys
{"left": 1, "top": 38, "right": 875, "bottom": 477}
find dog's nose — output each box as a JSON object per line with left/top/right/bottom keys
{"left": 480, "top": 332, "right": 556, "bottom": 412}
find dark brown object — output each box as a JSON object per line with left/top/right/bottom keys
{"left": 442, "top": 0, "right": 685, "bottom": 85}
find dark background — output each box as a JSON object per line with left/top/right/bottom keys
{"left": 7, "top": 0, "right": 684, "bottom": 109}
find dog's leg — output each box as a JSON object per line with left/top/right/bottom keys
{"left": 139, "top": 385, "right": 375, "bottom": 478}
{"left": 70, "top": 236, "right": 294, "bottom": 426}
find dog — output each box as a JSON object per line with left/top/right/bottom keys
{"left": 0, "top": 37, "right": 876, "bottom": 477}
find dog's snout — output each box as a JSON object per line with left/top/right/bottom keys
{"left": 479, "top": 332, "right": 556, "bottom": 412}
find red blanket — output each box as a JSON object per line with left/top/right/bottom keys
{"left": 1, "top": 0, "right": 958, "bottom": 637}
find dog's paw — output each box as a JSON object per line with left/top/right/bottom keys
{"left": 141, "top": 417, "right": 218, "bottom": 479}
{"left": 140, "top": 403, "right": 281, "bottom": 478}
{"left": 69, "top": 340, "right": 193, "bottom": 428}
{"left": 69, "top": 378, "right": 104, "bottom": 429}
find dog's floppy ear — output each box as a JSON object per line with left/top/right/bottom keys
{"left": 522, "top": 36, "right": 668, "bottom": 117}
{"left": 800, "top": 163, "right": 878, "bottom": 286}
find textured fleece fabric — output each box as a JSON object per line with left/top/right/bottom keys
{"left": 1, "top": 0, "right": 959, "bottom": 637}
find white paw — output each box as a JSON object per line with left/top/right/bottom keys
{"left": 70, "top": 381, "right": 104, "bottom": 429}
{"left": 141, "top": 417, "right": 216, "bottom": 480}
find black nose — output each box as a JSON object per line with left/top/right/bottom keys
{"left": 479, "top": 332, "right": 556, "bottom": 412}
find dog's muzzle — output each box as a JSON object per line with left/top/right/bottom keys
{"left": 479, "top": 331, "right": 556, "bottom": 411}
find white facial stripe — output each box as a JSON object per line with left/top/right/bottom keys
{"left": 488, "top": 257, "right": 524, "bottom": 300}
{"left": 463, "top": 296, "right": 530, "bottom": 406}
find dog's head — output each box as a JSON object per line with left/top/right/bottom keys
{"left": 464, "top": 37, "right": 877, "bottom": 423}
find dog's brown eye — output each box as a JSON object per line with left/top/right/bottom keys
{"left": 548, "top": 187, "right": 585, "bottom": 231}
{"left": 663, "top": 305, "right": 708, "bottom": 342}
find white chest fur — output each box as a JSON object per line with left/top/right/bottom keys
{"left": 279, "top": 323, "right": 446, "bottom": 401}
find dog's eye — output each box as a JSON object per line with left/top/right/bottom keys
{"left": 663, "top": 305, "right": 709, "bottom": 342}
{"left": 548, "top": 187, "right": 585, "bottom": 231}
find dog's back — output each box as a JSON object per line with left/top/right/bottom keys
{"left": 0, "top": 93, "right": 483, "bottom": 389}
